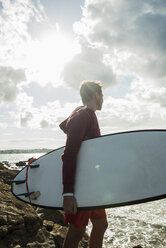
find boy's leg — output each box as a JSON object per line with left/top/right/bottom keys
{"left": 63, "top": 224, "right": 86, "bottom": 248}
{"left": 89, "top": 218, "right": 108, "bottom": 248}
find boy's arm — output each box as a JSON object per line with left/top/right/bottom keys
{"left": 62, "top": 112, "right": 91, "bottom": 194}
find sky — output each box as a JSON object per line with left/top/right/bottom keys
{"left": 0, "top": 0, "right": 166, "bottom": 149}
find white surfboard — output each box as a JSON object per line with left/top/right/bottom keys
{"left": 12, "top": 130, "right": 166, "bottom": 209}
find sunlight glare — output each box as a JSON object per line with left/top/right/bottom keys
{"left": 26, "top": 33, "right": 80, "bottom": 86}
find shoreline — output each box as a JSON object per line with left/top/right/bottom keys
{"left": 0, "top": 148, "right": 52, "bottom": 154}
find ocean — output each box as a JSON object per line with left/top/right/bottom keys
{"left": 0, "top": 153, "right": 165, "bottom": 248}
{"left": 92, "top": 199, "right": 166, "bottom": 248}
{"left": 0, "top": 152, "right": 45, "bottom": 170}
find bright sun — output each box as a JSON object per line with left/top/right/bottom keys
{"left": 26, "top": 33, "right": 80, "bottom": 85}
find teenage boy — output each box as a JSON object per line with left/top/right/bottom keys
{"left": 60, "top": 81, "right": 108, "bottom": 248}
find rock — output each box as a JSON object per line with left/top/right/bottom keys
{"left": 36, "top": 208, "right": 66, "bottom": 226}
{"left": 51, "top": 224, "right": 67, "bottom": 247}
{"left": 0, "top": 163, "right": 18, "bottom": 184}
{"left": 50, "top": 224, "right": 89, "bottom": 248}
{"left": 43, "top": 220, "right": 55, "bottom": 232}
{"left": 0, "top": 163, "right": 89, "bottom": 247}
{"left": 15, "top": 161, "right": 26, "bottom": 167}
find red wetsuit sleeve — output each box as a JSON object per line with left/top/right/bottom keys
{"left": 62, "top": 112, "right": 91, "bottom": 194}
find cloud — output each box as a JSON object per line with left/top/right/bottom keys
{"left": 73, "top": 0, "right": 166, "bottom": 87}
{"left": 40, "top": 120, "right": 49, "bottom": 128}
{"left": 14, "top": 96, "right": 79, "bottom": 129}
{"left": 0, "top": 0, "right": 46, "bottom": 65}
{"left": 63, "top": 0, "right": 166, "bottom": 133}
{"left": 134, "top": 87, "right": 166, "bottom": 110}
{"left": 1, "top": 0, "right": 166, "bottom": 139}
{"left": 0, "top": 0, "right": 78, "bottom": 90}
{"left": 20, "top": 112, "right": 33, "bottom": 127}
{"left": 0, "top": 0, "right": 51, "bottom": 92}
{"left": 62, "top": 44, "right": 117, "bottom": 89}
{"left": 16, "top": 91, "right": 34, "bottom": 111}
{"left": 0, "top": 66, "right": 26, "bottom": 103}
{"left": 98, "top": 91, "right": 166, "bottom": 134}
{"left": 0, "top": 0, "right": 57, "bottom": 104}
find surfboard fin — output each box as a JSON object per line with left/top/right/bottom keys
{"left": 17, "top": 191, "right": 35, "bottom": 197}
{"left": 9, "top": 179, "right": 26, "bottom": 185}
{"left": 30, "top": 164, "right": 40, "bottom": 168}
{"left": 17, "top": 191, "right": 41, "bottom": 200}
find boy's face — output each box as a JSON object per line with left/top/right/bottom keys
{"left": 95, "top": 91, "right": 103, "bottom": 110}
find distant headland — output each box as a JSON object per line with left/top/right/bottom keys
{"left": 0, "top": 148, "right": 52, "bottom": 154}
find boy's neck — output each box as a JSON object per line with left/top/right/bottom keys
{"left": 85, "top": 103, "right": 96, "bottom": 112}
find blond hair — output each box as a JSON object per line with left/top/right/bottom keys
{"left": 80, "top": 80, "right": 102, "bottom": 104}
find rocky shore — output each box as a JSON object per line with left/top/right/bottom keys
{"left": 0, "top": 163, "right": 89, "bottom": 248}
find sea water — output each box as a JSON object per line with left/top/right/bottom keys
{"left": 0, "top": 153, "right": 45, "bottom": 170}
{"left": 99, "top": 199, "right": 166, "bottom": 248}
{"left": 1, "top": 153, "right": 166, "bottom": 248}
{"left": 87, "top": 198, "right": 166, "bottom": 247}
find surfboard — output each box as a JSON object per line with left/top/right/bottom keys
{"left": 12, "top": 130, "right": 166, "bottom": 209}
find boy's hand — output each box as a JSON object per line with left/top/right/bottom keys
{"left": 63, "top": 196, "right": 77, "bottom": 214}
